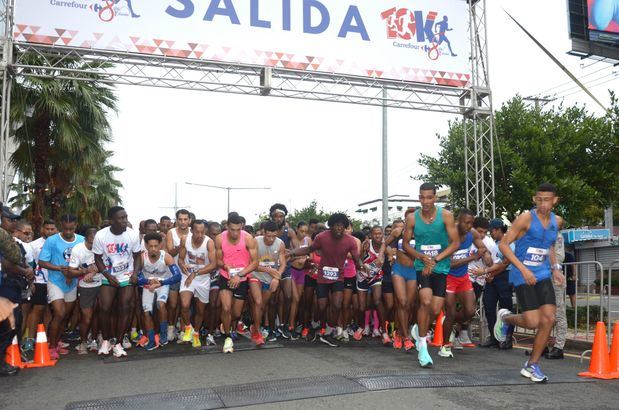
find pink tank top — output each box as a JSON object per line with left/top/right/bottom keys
{"left": 220, "top": 231, "right": 251, "bottom": 281}
{"left": 343, "top": 257, "right": 357, "bottom": 279}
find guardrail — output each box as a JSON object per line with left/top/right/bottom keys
{"left": 563, "top": 261, "right": 606, "bottom": 342}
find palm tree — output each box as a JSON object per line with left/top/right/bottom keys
{"left": 9, "top": 53, "right": 118, "bottom": 230}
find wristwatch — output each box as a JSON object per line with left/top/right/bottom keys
{"left": 552, "top": 263, "right": 562, "bottom": 271}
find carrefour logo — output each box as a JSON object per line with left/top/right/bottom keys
{"left": 381, "top": 7, "right": 458, "bottom": 60}
{"left": 90, "top": 0, "right": 141, "bottom": 22}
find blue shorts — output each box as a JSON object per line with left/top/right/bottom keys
{"left": 281, "top": 266, "right": 292, "bottom": 280}
{"left": 392, "top": 263, "right": 417, "bottom": 282}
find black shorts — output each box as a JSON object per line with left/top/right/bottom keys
{"left": 382, "top": 278, "right": 394, "bottom": 294}
{"left": 316, "top": 281, "right": 345, "bottom": 299}
{"left": 304, "top": 276, "right": 317, "bottom": 289}
{"left": 218, "top": 276, "right": 248, "bottom": 300}
{"left": 31, "top": 283, "right": 48, "bottom": 306}
{"left": 343, "top": 277, "right": 356, "bottom": 292}
{"left": 417, "top": 272, "right": 447, "bottom": 298}
{"left": 515, "top": 279, "right": 556, "bottom": 312}
{"left": 566, "top": 280, "right": 576, "bottom": 296}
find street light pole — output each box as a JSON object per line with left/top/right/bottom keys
{"left": 186, "top": 182, "right": 271, "bottom": 217}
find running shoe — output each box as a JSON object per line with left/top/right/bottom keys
{"left": 214, "top": 329, "right": 222, "bottom": 338}
{"left": 362, "top": 325, "right": 371, "bottom": 336}
{"left": 403, "top": 338, "right": 415, "bottom": 351}
{"left": 87, "top": 339, "right": 98, "bottom": 352}
{"left": 75, "top": 342, "right": 88, "bottom": 355}
{"left": 64, "top": 329, "right": 80, "bottom": 342}
{"left": 251, "top": 330, "right": 265, "bottom": 346}
{"left": 521, "top": 361, "right": 548, "bottom": 383}
{"left": 301, "top": 327, "right": 309, "bottom": 339}
{"left": 230, "top": 330, "right": 240, "bottom": 341}
{"left": 392, "top": 331, "right": 403, "bottom": 349}
{"left": 417, "top": 344, "right": 433, "bottom": 368}
{"left": 382, "top": 332, "right": 392, "bottom": 345}
{"left": 347, "top": 327, "right": 355, "bottom": 336}
{"left": 411, "top": 324, "right": 420, "bottom": 343}
{"left": 57, "top": 340, "right": 70, "bottom": 349}
{"left": 458, "top": 329, "right": 475, "bottom": 347}
{"left": 319, "top": 334, "right": 339, "bottom": 347}
{"left": 335, "top": 326, "right": 345, "bottom": 341}
{"left": 49, "top": 347, "right": 60, "bottom": 360}
{"left": 290, "top": 329, "right": 301, "bottom": 341}
{"left": 155, "top": 334, "right": 160, "bottom": 347}
{"left": 324, "top": 324, "right": 334, "bottom": 337}
{"left": 130, "top": 330, "right": 140, "bottom": 343}
{"left": 56, "top": 344, "right": 69, "bottom": 355}
{"left": 296, "top": 324, "right": 304, "bottom": 334}
{"left": 167, "top": 326, "right": 176, "bottom": 342}
{"left": 223, "top": 337, "right": 234, "bottom": 353}
{"left": 453, "top": 336, "right": 464, "bottom": 350}
{"left": 205, "top": 334, "right": 216, "bottom": 346}
{"left": 182, "top": 326, "right": 194, "bottom": 343}
{"left": 122, "top": 334, "right": 132, "bottom": 350}
{"left": 236, "top": 321, "right": 247, "bottom": 334}
{"left": 260, "top": 327, "right": 269, "bottom": 340}
{"left": 21, "top": 338, "right": 34, "bottom": 353}
{"left": 192, "top": 332, "right": 202, "bottom": 348}
{"left": 494, "top": 308, "right": 513, "bottom": 343}
{"left": 353, "top": 328, "right": 363, "bottom": 341}
{"left": 137, "top": 335, "right": 149, "bottom": 348}
{"left": 372, "top": 328, "right": 381, "bottom": 338}
{"left": 112, "top": 343, "right": 127, "bottom": 358}
{"left": 279, "top": 325, "right": 292, "bottom": 340}
{"left": 159, "top": 330, "right": 168, "bottom": 346}
{"left": 341, "top": 330, "right": 349, "bottom": 343}
{"left": 98, "top": 340, "right": 111, "bottom": 355}
{"left": 267, "top": 330, "right": 278, "bottom": 342}
{"left": 145, "top": 338, "right": 158, "bottom": 351}
{"left": 438, "top": 344, "right": 454, "bottom": 358}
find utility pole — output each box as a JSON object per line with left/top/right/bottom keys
{"left": 523, "top": 96, "right": 555, "bottom": 109}
{"left": 158, "top": 182, "right": 190, "bottom": 214}
{"left": 186, "top": 182, "right": 271, "bottom": 217}
{"left": 382, "top": 87, "right": 389, "bottom": 227}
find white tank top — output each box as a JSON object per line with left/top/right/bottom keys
{"left": 142, "top": 250, "right": 170, "bottom": 279}
{"left": 170, "top": 228, "right": 186, "bottom": 263}
{"left": 184, "top": 233, "right": 210, "bottom": 273}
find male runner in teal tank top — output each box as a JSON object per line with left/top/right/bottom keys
{"left": 402, "top": 183, "right": 460, "bottom": 367}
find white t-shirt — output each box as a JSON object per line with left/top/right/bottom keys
{"left": 92, "top": 227, "right": 141, "bottom": 285}
{"left": 69, "top": 242, "right": 103, "bottom": 288}
{"left": 30, "top": 237, "right": 48, "bottom": 284}
{"left": 468, "top": 235, "right": 501, "bottom": 286}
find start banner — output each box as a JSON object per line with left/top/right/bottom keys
{"left": 14, "top": 0, "right": 471, "bottom": 87}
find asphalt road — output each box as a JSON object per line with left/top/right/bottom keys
{"left": 2, "top": 336, "right": 618, "bottom": 409}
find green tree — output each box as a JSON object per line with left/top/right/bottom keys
{"left": 418, "top": 95, "right": 619, "bottom": 226}
{"left": 8, "top": 53, "right": 119, "bottom": 229}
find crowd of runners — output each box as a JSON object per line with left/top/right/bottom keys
{"left": 0, "top": 182, "right": 568, "bottom": 383}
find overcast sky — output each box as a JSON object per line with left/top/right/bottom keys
{"left": 106, "top": 0, "right": 618, "bottom": 226}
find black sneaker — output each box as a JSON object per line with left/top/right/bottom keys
{"left": 479, "top": 337, "right": 499, "bottom": 348}
{"left": 289, "top": 330, "right": 300, "bottom": 341}
{"left": 544, "top": 347, "right": 564, "bottom": 359}
{"left": 267, "top": 330, "right": 277, "bottom": 342}
{"left": 498, "top": 340, "right": 513, "bottom": 350}
{"left": 0, "top": 362, "right": 19, "bottom": 377}
{"left": 279, "top": 325, "right": 291, "bottom": 340}
{"left": 319, "top": 334, "right": 339, "bottom": 347}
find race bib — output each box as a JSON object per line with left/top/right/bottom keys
{"left": 523, "top": 247, "right": 548, "bottom": 267}
{"left": 112, "top": 262, "right": 130, "bottom": 275}
{"left": 365, "top": 262, "right": 382, "bottom": 277}
{"left": 452, "top": 249, "right": 469, "bottom": 261}
{"left": 322, "top": 266, "right": 339, "bottom": 281}
{"left": 420, "top": 244, "right": 441, "bottom": 258}
{"left": 229, "top": 267, "right": 244, "bottom": 277}
{"left": 188, "top": 265, "right": 204, "bottom": 274}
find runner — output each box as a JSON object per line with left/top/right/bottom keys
{"left": 215, "top": 213, "right": 258, "bottom": 353}
{"left": 38, "top": 214, "right": 84, "bottom": 360}
{"left": 206, "top": 221, "right": 222, "bottom": 343}
{"left": 93, "top": 206, "right": 142, "bottom": 358}
{"left": 403, "top": 183, "right": 460, "bottom": 367}
{"left": 159, "top": 216, "right": 173, "bottom": 236}
{"left": 356, "top": 226, "right": 390, "bottom": 345}
{"left": 164, "top": 209, "right": 191, "bottom": 343}
{"left": 269, "top": 204, "right": 297, "bottom": 339}
{"left": 138, "top": 233, "right": 181, "bottom": 350}
{"left": 68, "top": 226, "right": 102, "bottom": 355}
{"left": 439, "top": 209, "right": 491, "bottom": 358}
{"left": 386, "top": 213, "right": 417, "bottom": 351}
{"left": 23, "top": 219, "right": 57, "bottom": 353}
{"left": 289, "top": 213, "right": 364, "bottom": 347}
{"left": 496, "top": 183, "right": 564, "bottom": 383}
{"left": 178, "top": 219, "right": 217, "bottom": 348}
{"left": 249, "top": 220, "right": 285, "bottom": 345}
{"left": 289, "top": 221, "right": 311, "bottom": 340}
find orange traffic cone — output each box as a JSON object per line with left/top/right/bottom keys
{"left": 5, "top": 335, "right": 25, "bottom": 369}
{"left": 578, "top": 321, "right": 617, "bottom": 379}
{"left": 430, "top": 310, "right": 445, "bottom": 347}
{"left": 25, "top": 324, "right": 57, "bottom": 368}
{"left": 609, "top": 321, "right": 619, "bottom": 375}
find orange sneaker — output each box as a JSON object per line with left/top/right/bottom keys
{"left": 404, "top": 338, "right": 415, "bottom": 351}
{"left": 392, "top": 330, "right": 403, "bottom": 349}
{"left": 301, "top": 328, "right": 309, "bottom": 338}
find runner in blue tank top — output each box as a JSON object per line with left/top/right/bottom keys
{"left": 496, "top": 183, "right": 565, "bottom": 383}
{"left": 402, "top": 183, "right": 460, "bottom": 368}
